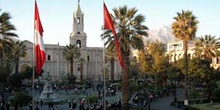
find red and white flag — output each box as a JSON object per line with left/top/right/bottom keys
{"left": 34, "top": 0, "right": 46, "bottom": 74}
{"left": 104, "top": 3, "right": 125, "bottom": 69}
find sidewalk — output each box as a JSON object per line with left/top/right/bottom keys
{"left": 150, "top": 88, "right": 184, "bottom": 110}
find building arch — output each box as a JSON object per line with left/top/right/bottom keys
{"left": 20, "top": 63, "right": 31, "bottom": 72}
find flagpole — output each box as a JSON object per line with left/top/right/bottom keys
{"left": 32, "top": 8, "right": 36, "bottom": 110}
{"left": 32, "top": 32, "right": 36, "bottom": 110}
{"left": 32, "top": 1, "right": 36, "bottom": 110}
{"left": 102, "top": 1, "right": 106, "bottom": 110}
{"left": 32, "top": 1, "right": 46, "bottom": 109}
{"left": 103, "top": 35, "right": 106, "bottom": 110}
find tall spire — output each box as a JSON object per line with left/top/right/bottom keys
{"left": 76, "top": 0, "right": 82, "bottom": 14}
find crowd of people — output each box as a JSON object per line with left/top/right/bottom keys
{"left": 0, "top": 81, "right": 178, "bottom": 110}
{"left": 68, "top": 81, "right": 122, "bottom": 110}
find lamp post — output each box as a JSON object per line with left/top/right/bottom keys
{"left": 172, "top": 44, "right": 178, "bottom": 107}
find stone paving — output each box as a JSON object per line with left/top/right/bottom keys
{"left": 8, "top": 86, "right": 185, "bottom": 110}
{"left": 9, "top": 84, "right": 122, "bottom": 110}
{"left": 150, "top": 88, "right": 184, "bottom": 110}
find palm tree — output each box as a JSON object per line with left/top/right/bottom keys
{"left": 62, "top": 44, "right": 81, "bottom": 76}
{"left": 194, "top": 35, "right": 220, "bottom": 60}
{"left": 0, "top": 37, "right": 13, "bottom": 59}
{"left": 0, "top": 9, "right": 18, "bottom": 59}
{"left": 0, "top": 38, "right": 14, "bottom": 83}
{"left": 11, "top": 40, "right": 27, "bottom": 73}
{"left": 172, "top": 10, "right": 199, "bottom": 105}
{"left": 78, "top": 57, "right": 85, "bottom": 83}
{"left": 105, "top": 48, "right": 117, "bottom": 81}
{"left": 0, "top": 9, "right": 18, "bottom": 37}
{"left": 101, "top": 6, "right": 148, "bottom": 109}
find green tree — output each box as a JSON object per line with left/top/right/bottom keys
{"left": 78, "top": 57, "right": 85, "bottom": 83}
{"left": 10, "top": 92, "right": 32, "bottom": 109}
{"left": 11, "top": 40, "right": 27, "bottom": 73}
{"left": 188, "top": 58, "right": 215, "bottom": 98}
{"left": 0, "top": 9, "right": 18, "bottom": 37}
{"left": 144, "top": 41, "right": 168, "bottom": 90}
{"left": 0, "top": 59, "right": 13, "bottom": 85}
{"left": 101, "top": 5, "right": 148, "bottom": 109}
{"left": 172, "top": 10, "right": 199, "bottom": 105}
{"left": 9, "top": 73, "right": 23, "bottom": 90}
{"left": 138, "top": 50, "right": 153, "bottom": 76}
{"left": 21, "top": 66, "right": 33, "bottom": 80}
{"left": 147, "top": 41, "right": 167, "bottom": 73}
{"left": 188, "top": 58, "right": 213, "bottom": 82}
{"left": 0, "top": 9, "right": 18, "bottom": 58}
{"left": 0, "top": 10, "right": 18, "bottom": 89}
{"left": 194, "top": 35, "right": 220, "bottom": 60}
{"left": 0, "top": 37, "right": 13, "bottom": 60}
{"left": 21, "top": 66, "right": 43, "bottom": 80}
{"left": 105, "top": 48, "right": 117, "bottom": 81}
{"left": 0, "top": 40, "right": 13, "bottom": 91}
{"left": 167, "top": 62, "right": 182, "bottom": 82}
{"left": 62, "top": 44, "right": 81, "bottom": 76}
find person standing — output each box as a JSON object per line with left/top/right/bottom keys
{"left": 40, "top": 99, "right": 43, "bottom": 107}
{"left": 29, "top": 103, "right": 32, "bottom": 110}
{"left": 35, "top": 106, "right": 39, "bottom": 110}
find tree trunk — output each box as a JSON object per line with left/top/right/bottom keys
{"left": 121, "top": 51, "right": 130, "bottom": 110}
{"left": 70, "top": 59, "right": 73, "bottom": 76}
{"left": 183, "top": 40, "right": 189, "bottom": 105}
{"left": 80, "top": 64, "right": 83, "bottom": 83}
{"left": 110, "top": 58, "right": 115, "bottom": 81}
{"left": 15, "top": 59, "right": 19, "bottom": 74}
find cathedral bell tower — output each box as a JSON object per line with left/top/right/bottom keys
{"left": 70, "top": 0, "right": 87, "bottom": 49}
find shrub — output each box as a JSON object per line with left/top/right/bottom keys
{"left": 9, "top": 92, "right": 32, "bottom": 107}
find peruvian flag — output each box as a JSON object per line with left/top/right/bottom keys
{"left": 34, "top": 0, "right": 46, "bottom": 74}
{"left": 104, "top": 3, "right": 125, "bottom": 69}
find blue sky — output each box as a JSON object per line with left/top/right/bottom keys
{"left": 1, "top": 0, "right": 220, "bottom": 47}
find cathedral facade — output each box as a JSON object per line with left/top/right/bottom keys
{"left": 19, "top": 2, "right": 121, "bottom": 82}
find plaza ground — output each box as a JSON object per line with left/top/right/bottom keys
{"left": 8, "top": 85, "right": 186, "bottom": 110}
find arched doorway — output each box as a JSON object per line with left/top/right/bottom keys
{"left": 20, "top": 64, "right": 30, "bottom": 72}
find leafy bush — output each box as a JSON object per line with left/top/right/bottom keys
{"left": 9, "top": 92, "right": 32, "bottom": 107}
{"left": 86, "top": 95, "right": 98, "bottom": 104}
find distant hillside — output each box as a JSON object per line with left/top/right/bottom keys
{"left": 145, "top": 25, "right": 176, "bottom": 44}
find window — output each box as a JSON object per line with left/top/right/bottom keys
{"left": 76, "top": 40, "right": 81, "bottom": 48}
{"left": 77, "top": 17, "right": 80, "bottom": 24}
{"left": 87, "top": 56, "right": 90, "bottom": 61}
{"left": 47, "top": 55, "right": 51, "bottom": 61}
